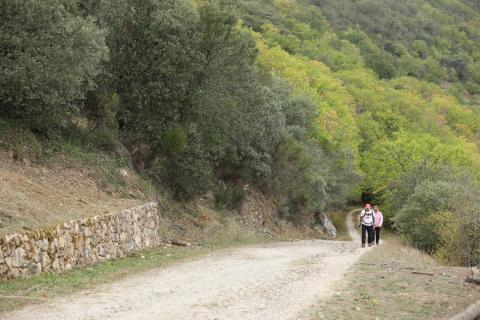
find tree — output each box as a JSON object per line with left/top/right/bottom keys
{"left": 361, "top": 132, "right": 477, "bottom": 193}
{"left": 0, "top": 0, "right": 107, "bottom": 131}
{"left": 100, "top": 0, "right": 199, "bottom": 146}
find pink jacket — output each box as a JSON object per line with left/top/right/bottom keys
{"left": 374, "top": 211, "right": 383, "bottom": 227}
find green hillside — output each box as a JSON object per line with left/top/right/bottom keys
{"left": 1, "top": 0, "right": 479, "bottom": 266}
{"left": 240, "top": 0, "right": 480, "bottom": 265}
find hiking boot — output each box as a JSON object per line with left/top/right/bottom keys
{"left": 361, "top": 244, "right": 365, "bottom": 248}
{"left": 368, "top": 243, "right": 373, "bottom": 247}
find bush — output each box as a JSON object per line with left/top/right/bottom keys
{"left": 432, "top": 211, "right": 463, "bottom": 265}
{"left": 0, "top": 118, "right": 43, "bottom": 161}
{"left": 215, "top": 183, "right": 247, "bottom": 209}
{"left": 365, "top": 53, "right": 396, "bottom": 80}
{"left": 166, "top": 141, "right": 213, "bottom": 199}
{"left": 465, "top": 81, "right": 480, "bottom": 95}
{"left": 163, "top": 126, "right": 188, "bottom": 155}
{"left": 393, "top": 180, "right": 454, "bottom": 252}
{"left": 387, "top": 166, "right": 480, "bottom": 265}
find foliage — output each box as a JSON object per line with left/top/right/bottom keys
{"left": 385, "top": 166, "right": 480, "bottom": 265}
{"left": 0, "top": 118, "right": 43, "bottom": 161}
{"left": 0, "top": 0, "right": 107, "bottom": 131}
{"left": 313, "top": 0, "right": 480, "bottom": 90}
{"left": 361, "top": 131, "right": 478, "bottom": 192}
{"left": 1, "top": 0, "right": 480, "bottom": 265}
{"left": 238, "top": 0, "right": 480, "bottom": 264}
{"left": 215, "top": 183, "right": 247, "bottom": 210}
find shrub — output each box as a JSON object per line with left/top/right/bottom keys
{"left": 166, "top": 142, "right": 213, "bottom": 199}
{"left": 163, "top": 126, "right": 188, "bottom": 155}
{"left": 215, "top": 183, "right": 247, "bottom": 209}
{"left": 0, "top": 118, "right": 43, "bottom": 161}
{"left": 465, "top": 81, "right": 480, "bottom": 95}
{"left": 387, "top": 166, "right": 480, "bottom": 265}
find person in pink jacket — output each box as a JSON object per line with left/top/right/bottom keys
{"left": 373, "top": 205, "right": 383, "bottom": 245}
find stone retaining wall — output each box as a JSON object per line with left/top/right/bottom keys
{"left": 0, "top": 202, "right": 160, "bottom": 280}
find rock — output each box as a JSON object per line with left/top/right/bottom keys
{"left": 320, "top": 212, "right": 337, "bottom": 238}
{"left": 39, "top": 239, "right": 49, "bottom": 251}
{"left": 466, "top": 267, "right": 480, "bottom": 285}
{"left": 170, "top": 240, "right": 192, "bottom": 247}
{"left": 119, "top": 169, "right": 128, "bottom": 178}
{"left": 41, "top": 252, "right": 51, "bottom": 266}
{"left": 52, "top": 259, "right": 61, "bottom": 273}
{"left": 4, "top": 233, "right": 19, "bottom": 246}
{"left": 4, "top": 256, "right": 12, "bottom": 268}
{"left": 146, "top": 219, "right": 156, "bottom": 230}
{"left": 84, "top": 228, "right": 93, "bottom": 237}
{"left": 57, "top": 235, "right": 66, "bottom": 247}
{"left": 22, "top": 157, "right": 31, "bottom": 167}
{"left": 28, "top": 263, "right": 42, "bottom": 275}
{"left": 134, "top": 234, "right": 142, "bottom": 246}
{"left": 0, "top": 263, "right": 9, "bottom": 275}
{"left": 98, "top": 246, "right": 106, "bottom": 257}
{"left": 10, "top": 267, "right": 20, "bottom": 279}
{"left": 7, "top": 150, "right": 14, "bottom": 161}
{"left": 12, "top": 248, "right": 26, "bottom": 267}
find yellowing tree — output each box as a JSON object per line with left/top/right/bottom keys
{"left": 254, "top": 34, "right": 360, "bottom": 159}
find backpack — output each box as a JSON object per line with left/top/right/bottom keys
{"left": 361, "top": 210, "right": 374, "bottom": 226}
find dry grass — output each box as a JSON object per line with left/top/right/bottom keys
{"left": 330, "top": 211, "right": 351, "bottom": 241}
{"left": 0, "top": 150, "right": 148, "bottom": 236}
{"left": 315, "top": 233, "right": 480, "bottom": 320}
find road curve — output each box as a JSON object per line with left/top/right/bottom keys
{"left": 4, "top": 212, "right": 369, "bottom": 320}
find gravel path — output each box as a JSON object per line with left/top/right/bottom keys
{"left": 4, "top": 210, "right": 368, "bottom": 320}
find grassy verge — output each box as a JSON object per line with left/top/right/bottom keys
{"left": 0, "top": 227, "right": 273, "bottom": 314}
{"left": 315, "top": 233, "right": 480, "bottom": 320}
{"left": 330, "top": 211, "right": 351, "bottom": 241}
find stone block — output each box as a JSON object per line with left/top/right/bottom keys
{"left": 84, "top": 227, "right": 93, "bottom": 237}
{"left": 0, "top": 263, "right": 9, "bottom": 276}
{"left": 41, "top": 252, "right": 51, "bottom": 266}
{"left": 12, "top": 247, "right": 26, "bottom": 267}
{"left": 38, "top": 239, "right": 49, "bottom": 251}
{"left": 28, "top": 263, "right": 42, "bottom": 275}
{"left": 52, "top": 259, "right": 61, "bottom": 273}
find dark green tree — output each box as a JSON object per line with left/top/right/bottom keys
{"left": 0, "top": 0, "right": 107, "bottom": 131}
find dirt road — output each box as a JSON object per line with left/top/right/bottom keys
{"left": 4, "top": 210, "right": 367, "bottom": 320}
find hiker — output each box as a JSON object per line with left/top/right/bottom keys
{"left": 359, "top": 203, "right": 375, "bottom": 247}
{"left": 373, "top": 205, "right": 383, "bottom": 246}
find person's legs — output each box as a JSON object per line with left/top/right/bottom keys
{"left": 375, "top": 227, "right": 381, "bottom": 245}
{"left": 361, "top": 225, "right": 367, "bottom": 247}
{"left": 367, "top": 226, "right": 374, "bottom": 246}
